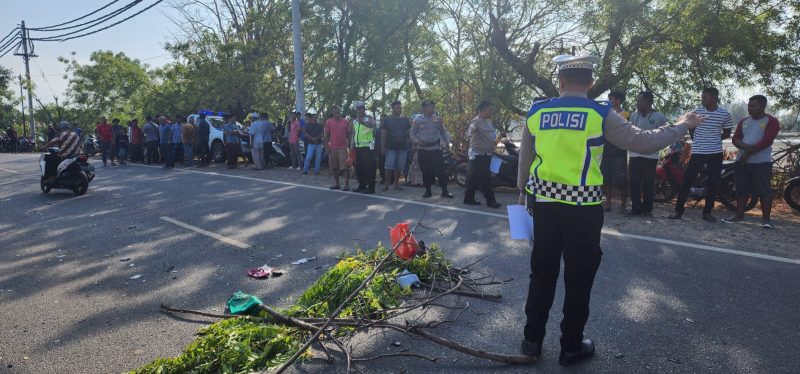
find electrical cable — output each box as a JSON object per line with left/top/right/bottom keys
{"left": 42, "top": 0, "right": 163, "bottom": 42}
{"left": 30, "top": 0, "right": 141, "bottom": 33}
{"left": 28, "top": 0, "right": 123, "bottom": 31}
{"left": 31, "top": 0, "right": 143, "bottom": 41}
{"left": 0, "top": 27, "right": 19, "bottom": 45}
{"left": 0, "top": 42, "right": 20, "bottom": 58}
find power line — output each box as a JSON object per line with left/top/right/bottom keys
{"left": 29, "top": 0, "right": 124, "bottom": 31}
{"left": 0, "top": 27, "right": 19, "bottom": 45}
{"left": 0, "top": 39, "right": 20, "bottom": 58}
{"left": 40, "top": 0, "right": 164, "bottom": 42}
{"left": 31, "top": 0, "right": 143, "bottom": 41}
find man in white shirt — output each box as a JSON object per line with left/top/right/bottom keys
{"left": 627, "top": 91, "right": 668, "bottom": 217}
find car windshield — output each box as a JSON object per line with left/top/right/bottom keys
{"left": 209, "top": 117, "right": 225, "bottom": 129}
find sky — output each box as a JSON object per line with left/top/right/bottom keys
{"left": 0, "top": 0, "right": 178, "bottom": 104}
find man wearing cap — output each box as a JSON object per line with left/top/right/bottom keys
{"left": 352, "top": 101, "right": 378, "bottom": 194}
{"left": 517, "top": 54, "right": 705, "bottom": 365}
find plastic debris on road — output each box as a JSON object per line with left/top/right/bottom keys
{"left": 227, "top": 291, "right": 263, "bottom": 315}
{"left": 396, "top": 270, "right": 421, "bottom": 290}
{"left": 246, "top": 265, "right": 284, "bottom": 279}
{"left": 129, "top": 274, "right": 143, "bottom": 280}
{"left": 291, "top": 257, "right": 317, "bottom": 265}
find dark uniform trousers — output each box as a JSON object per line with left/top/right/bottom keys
{"left": 674, "top": 152, "right": 723, "bottom": 215}
{"left": 355, "top": 147, "right": 376, "bottom": 189}
{"left": 524, "top": 201, "right": 603, "bottom": 351}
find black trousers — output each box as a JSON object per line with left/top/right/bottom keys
{"left": 263, "top": 142, "right": 272, "bottom": 167}
{"left": 355, "top": 147, "right": 376, "bottom": 188}
{"left": 418, "top": 149, "right": 448, "bottom": 192}
{"left": 524, "top": 202, "right": 603, "bottom": 350}
{"left": 197, "top": 142, "right": 210, "bottom": 165}
{"left": 144, "top": 141, "right": 158, "bottom": 164}
{"left": 464, "top": 155, "right": 496, "bottom": 203}
{"left": 674, "top": 153, "right": 723, "bottom": 214}
{"left": 130, "top": 144, "right": 143, "bottom": 162}
{"left": 629, "top": 157, "right": 658, "bottom": 214}
{"left": 44, "top": 153, "right": 61, "bottom": 179}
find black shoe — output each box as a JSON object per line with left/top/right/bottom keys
{"left": 463, "top": 200, "right": 481, "bottom": 206}
{"left": 667, "top": 212, "right": 682, "bottom": 220}
{"left": 364, "top": 187, "right": 375, "bottom": 194}
{"left": 559, "top": 339, "right": 595, "bottom": 366}
{"left": 487, "top": 202, "right": 501, "bottom": 209}
{"left": 441, "top": 192, "right": 455, "bottom": 198}
{"left": 354, "top": 185, "right": 366, "bottom": 193}
{"left": 422, "top": 191, "right": 432, "bottom": 198}
{"left": 702, "top": 213, "right": 717, "bottom": 222}
{"left": 520, "top": 340, "right": 541, "bottom": 361}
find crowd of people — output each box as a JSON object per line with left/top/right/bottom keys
{"left": 598, "top": 87, "right": 780, "bottom": 227}
{"left": 79, "top": 99, "right": 508, "bottom": 208}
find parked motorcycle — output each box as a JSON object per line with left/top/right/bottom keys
{"left": 83, "top": 135, "right": 99, "bottom": 156}
{"left": 454, "top": 140, "right": 518, "bottom": 188}
{"left": 653, "top": 142, "right": 757, "bottom": 212}
{"left": 785, "top": 176, "right": 800, "bottom": 211}
{"left": 39, "top": 148, "right": 96, "bottom": 196}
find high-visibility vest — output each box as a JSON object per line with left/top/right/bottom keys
{"left": 525, "top": 97, "right": 609, "bottom": 206}
{"left": 353, "top": 118, "right": 374, "bottom": 148}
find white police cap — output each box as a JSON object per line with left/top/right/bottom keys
{"left": 553, "top": 54, "right": 601, "bottom": 72}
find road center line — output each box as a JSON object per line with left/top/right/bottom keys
{"left": 0, "top": 167, "right": 19, "bottom": 173}
{"left": 160, "top": 216, "right": 251, "bottom": 249}
{"left": 133, "top": 164, "right": 798, "bottom": 265}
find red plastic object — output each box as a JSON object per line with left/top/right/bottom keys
{"left": 390, "top": 223, "right": 419, "bottom": 260}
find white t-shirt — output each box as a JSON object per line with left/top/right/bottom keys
{"left": 691, "top": 106, "right": 733, "bottom": 154}
{"left": 628, "top": 110, "right": 668, "bottom": 159}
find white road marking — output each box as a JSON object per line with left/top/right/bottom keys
{"left": 160, "top": 216, "right": 251, "bottom": 249}
{"left": 0, "top": 167, "right": 19, "bottom": 173}
{"left": 133, "top": 164, "right": 798, "bottom": 265}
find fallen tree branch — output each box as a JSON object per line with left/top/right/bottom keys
{"left": 351, "top": 352, "right": 441, "bottom": 363}
{"left": 418, "top": 282, "right": 503, "bottom": 301}
{"left": 272, "top": 219, "right": 423, "bottom": 373}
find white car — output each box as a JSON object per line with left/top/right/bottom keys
{"left": 187, "top": 112, "right": 249, "bottom": 163}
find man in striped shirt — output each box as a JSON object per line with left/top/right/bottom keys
{"left": 668, "top": 87, "right": 734, "bottom": 222}
{"left": 43, "top": 121, "right": 82, "bottom": 183}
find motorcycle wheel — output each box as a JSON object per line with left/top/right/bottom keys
{"left": 719, "top": 191, "right": 758, "bottom": 212}
{"left": 783, "top": 178, "right": 800, "bottom": 212}
{"left": 40, "top": 176, "right": 51, "bottom": 194}
{"left": 455, "top": 162, "right": 468, "bottom": 187}
{"left": 211, "top": 141, "right": 225, "bottom": 163}
{"left": 73, "top": 174, "right": 89, "bottom": 196}
{"left": 653, "top": 177, "right": 678, "bottom": 202}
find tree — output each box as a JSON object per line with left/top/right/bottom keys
{"left": 0, "top": 65, "right": 22, "bottom": 130}
{"left": 60, "top": 51, "right": 152, "bottom": 128}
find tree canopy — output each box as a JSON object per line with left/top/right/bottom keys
{"left": 7, "top": 0, "right": 798, "bottom": 133}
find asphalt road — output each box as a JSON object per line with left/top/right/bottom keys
{"left": 1, "top": 153, "right": 798, "bottom": 374}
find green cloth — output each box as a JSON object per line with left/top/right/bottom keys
{"left": 227, "top": 291, "right": 263, "bottom": 315}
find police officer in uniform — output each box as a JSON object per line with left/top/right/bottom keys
{"left": 517, "top": 55, "right": 705, "bottom": 365}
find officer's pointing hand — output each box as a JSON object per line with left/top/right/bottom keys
{"left": 676, "top": 112, "right": 706, "bottom": 130}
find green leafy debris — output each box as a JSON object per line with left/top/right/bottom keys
{"left": 132, "top": 244, "right": 452, "bottom": 374}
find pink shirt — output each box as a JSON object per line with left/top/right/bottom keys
{"left": 289, "top": 120, "right": 301, "bottom": 144}
{"left": 325, "top": 117, "right": 350, "bottom": 150}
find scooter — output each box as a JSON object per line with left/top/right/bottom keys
{"left": 39, "top": 148, "right": 96, "bottom": 196}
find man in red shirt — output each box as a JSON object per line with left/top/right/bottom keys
{"left": 324, "top": 105, "right": 353, "bottom": 191}
{"left": 95, "top": 116, "right": 115, "bottom": 166}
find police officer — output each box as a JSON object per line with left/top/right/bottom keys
{"left": 352, "top": 101, "right": 377, "bottom": 194}
{"left": 517, "top": 55, "right": 705, "bottom": 366}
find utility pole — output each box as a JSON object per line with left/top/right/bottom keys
{"left": 291, "top": 0, "right": 305, "bottom": 118}
{"left": 15, "top": 21, "right": 37, "bottom": 145}
{"left": 18, "top": 75, "right": 27, "bottom": 137}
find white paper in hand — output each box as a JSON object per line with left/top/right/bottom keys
{"left": 507, "top": 205, "right": 533, "bottom": 241}
{"left": 490, "top": 156, "right": 502, "bottom": 174}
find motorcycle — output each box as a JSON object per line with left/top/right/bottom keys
{"left": 39, "top": 147, "right": 96, "bottom": 196}
{"left": 785, "top": 176, "right": 800, "bottom": 212}
{"left": 83, "top": 135, "right": 99, "bottom": 156}
{"left": 454, "top": 140, "right": 519, "bottom": 188}
{"left": 653, "top": 142, "right": 757, "bottom": 212}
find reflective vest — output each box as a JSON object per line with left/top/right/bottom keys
{"left": 353, "top": 118, "right": 374, "bottom": 148}
{"left": 525, "top": 97, "right": 609, "bottom": 206}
